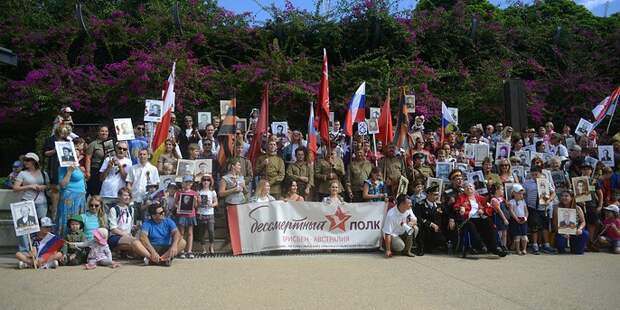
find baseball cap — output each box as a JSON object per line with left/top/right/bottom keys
{"left": 603, "top": 204, "right": 619, "bottom": 214}
{"left": 40, "top": 217, "right": 55, "bottom": 227}
{"left": 23, "top": 152, "right": 40, "bottom": 163}
{"left": 61, "top": 106, "right": 74, "bottom": 113}
{"left": 512, "top": 184, "right": 525, "bottom": 192}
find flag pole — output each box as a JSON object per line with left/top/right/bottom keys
{"left": 606, "top": 105, "right": 616, "bottom": 134}
{"left": 372, "top": 133, "right": 378, "bottom": 166}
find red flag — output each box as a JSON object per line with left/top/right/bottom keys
{"left": 378, "top": 88, "right": 393, "bottom": 146}
{"left": 248, "top": 84, "right": 269, "bottom": 165}
{"left": 150, "top": 62, "right": 175, "bottom": 165}
{"left": 316, "top": 48, "right": 330, "bottom": 145}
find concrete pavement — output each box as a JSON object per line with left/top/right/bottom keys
{"left": 0, "top": 252, "right": 618, "bottom": 310}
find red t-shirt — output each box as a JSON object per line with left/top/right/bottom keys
{"left": 603, "top": 218, "right": 620, "bottom": 241}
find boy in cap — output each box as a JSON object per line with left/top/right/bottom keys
{"left": 63, "top": 215, "right": 87, "bottom": 265}
{"left": 598, "top": 204, "right": 620, "bottom": 254}
{"left": 15, "top": 217, "right": 64, "bottom": 269}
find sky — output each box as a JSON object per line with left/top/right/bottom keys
{"left": 219, "top": 0, "right": 620, "bottom": 21}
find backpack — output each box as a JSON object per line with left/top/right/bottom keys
{"left": 108, "top": 203, "right": 135, "bottom": 226}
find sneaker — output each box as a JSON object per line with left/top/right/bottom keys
{"left": 186, "top": 252, "right": 194, "bottom": 259}
{"left": 532, "top": 249, "right": 541, "bottom": 255}
{"left": 178, "top": 251, "right": 186, "bottom": 259}
{"left": 44, "top": 260, "right": 58, "bottom": 269}
{"left": 541, "top": 245, "right": 557, "bottom": 254}
{"left": 143, "top": 257, "right": 150, "bottom": 266}
{"left": 18, "top": 261, "right": 28, "bottom": 269}
{"left": 163, "top": 259, "right": 172, "bottom": 267}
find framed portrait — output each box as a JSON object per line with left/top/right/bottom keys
{"left": 367, "top": 118, "right": 379, "bottom": 134}
{"left": 10, "top": 200, "right": 40, "bottom": 236}
{"left": 405, "top": 95, "right": 416, "bottom": 112}
{"left": 369, "top": 107, "right": 380, "bottom": 120}
{"left": 473, "top": 144, "right": 490, "bottom": 166}
{"left": 467, "top": 170, "right": 487, "bottom": 194}
{"left": 574, "top": 118, "right": 593, "bottom": 137}
{"left": 565, "top": 137, "right": 576, "bottom": 150}
{"left": 426, "top": 177, "right": 444, "bottom": 197}
{"left": 197, "top": 112, "right": 212, "bottom": 130}
{"left": 176, "top": 159, "right": 196, "bottom": 179}
{"left": 177, "top": 193, "right": 195, "bottom": 215}
{"left": 557, "top": 208, "right": 577, "bottom": 235}
{"left": 435, "top": 161, "right": 454, "bottom": 181}
{"left": 236, "top": 118, "right": 248, "bottom": 133}
{"left": 536, "top": 178, "right": 551, "bottom": 206}
{"left": 571, "top": 176, "right": 591, "bottom": 203}
{"left": 504, "top": 182, "right": 515, "bottom": 201}
{"left": 357, "top": 121, "right": 368, "bottom": 136}
{"left": 328, "top": 112, "right": 335, "bottom": 131}
{"left": 144, "top": 99, "right": 163, "bottom": 122}
{"left": 102, "top": 139, "right": 115, "bottom": 156}
{"left": 456, "top": 163, "right": 469, "bottom": 173}
{"left": 193, "top": 159, "right": 212, "bottom": 179}
{"left": 447, "top": 107, "right": 459, "bottom": 125}
{"left": 113, "top": 118, "right": 135, "bottom": 141}
{"left": 550, "top": 170, "right": 569, "bottom": 190}
{"left": 495, "top": 142, "right": 511, "bottom": 162}
{"left": 584, "top": 156, "right": 599, "bottom": 170}
{"left": 159, "top": 175, "right": 176, "bottom": 192}
{"left": 271, "top": 122, "right": 289, "bottom": 138}
{"left": 55, "top": 141, "right": 78, "bottom": 167}
{"left": 397, "top": 175, "right": 409, "bottom": 197}
{"left": 464, "top": 143, "right": 475, "bottom": 160}
{"left": 598, "top": 145, "right": 614, "bottom": 167}
{"left": 542, "top": 169, "right": 555, "bottom": 192}
{"left": 511, "top": 166, "right": 525, "bottom": 182}
{"left": 514, "top": 151, "right": 531, "bottom": 168}
{"left": 220, "top": 100, "right": 232, "bottom": 119}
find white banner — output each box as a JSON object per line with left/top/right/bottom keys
{"left": 228, "top": 201, "right": 386, "bottom": 255}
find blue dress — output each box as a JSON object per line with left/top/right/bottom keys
{"left": 56, "top": 167, "right": 86, "bottom": 237}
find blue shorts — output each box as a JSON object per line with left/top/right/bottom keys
{"left": 108, "top": 235, "right": 122, "bottom": 249}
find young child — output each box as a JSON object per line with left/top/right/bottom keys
{"left": 489, "top": 184, "right": 510, "bottom": 252}
{"left": 63, "top": 215, "right": 87, "bottom": 265}
{"left": 15, "top": 217, "right": 64, "bottom": 269}
{"left": 598, "top": 204, "right": 620, "bottom": 254}
{"left": 409, "top": 180, "right": 426, "bottom": 205}
{"left": 4, "top": 160, "right": 22, "bottom": 189}
{"left": 197, "top": 174, "right": 218, "bottom": 255}
{"left": 175, "top": 175, "right": 200, "bottom": 259}
{"left": 70, "top": 228, "right": 120, "bottom": 269}
{"left": 508, "top": 184, "right": 529, "bottom": 255}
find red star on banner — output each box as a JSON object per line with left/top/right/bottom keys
{"left": 325, "top": 207, "right": 351, "bottom": 232}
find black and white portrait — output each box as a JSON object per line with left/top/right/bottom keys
{"left": 11, "top": 201, "right": 40, "bottom": 236}
{"left": 435, "top": 161, "right": 454, "bottom": 180}
{"left": 159, "top": 175, "right": 176, "bottom": 192}
{"left": 511, "top": 166, "right": 525, "bottom": 181}
{"left": 495, "top": 142, "right": 511, "bottom": 161}
{"left": 220, "top": 100, "right": 232, "bottom": 118}
{"left": 236, "top": 118, "right": 247, "bottom": 133}
{"left": 426, "top": 177, "right": 444, "bottom": 198}
{"left": 367, "top": 118, "right": 379, "bottom": 134}
{"left": 574, "top": 118, "right": 593, "bottom": 137}
{"left": 572, "top": 176, "right": 591, "bottom": 203}
{"left": 178, "top": 193, "right": 195, "bottom": 215}
{"left": 271, "top": 122, "right": 289, "bottom": 138}
{"left": 194, "top": 159, "right": 212, "bottom": 178}
{"left": 467, "top": 171, "right": 487, "bottom": 194}
{"left": 557, "top": 208, "right": 577, "bottom": 235}
{"left": 176, "top": 160, "right": 196, "bottom": 178}
{"left": 514, "top": 151, "right": 531, "bottom": 168}
{"left": 598, "top": 145, "right": 614, "bottom": 167}
{"left": 370, "top": 107, "right": 380, "bottom": 120}
{"left": 114, "top": 118, "right": 135, "bottom": 141}
{"left": 55, "top": 141, "right": 78, "bottom": 167}
{"left": 102, "top": 139, "right": 115, "bottom": 156}
{"left": 144, "top": 99, "right": 163, "bottom": 122}
{"left": 197, "top": 112, "right": 212, "bottom": 130}
{"left": 405, "top": 95, "right": 415, "bottom": 112}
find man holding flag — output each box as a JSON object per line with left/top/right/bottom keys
{"left": 16, "top": 217, "right": 64, "bottom": 269}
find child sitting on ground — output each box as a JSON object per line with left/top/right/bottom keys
{"left": 15, "top": 217, "right": 64, "bottom": 269}
{"left": 63, "top": 215, "right": 87, "bottom": 265}
{"left": 598, "top": 204, "right": 620, "bottom": 254}
{"left": 70, "top": 228, "right": 120, "bottom": 269}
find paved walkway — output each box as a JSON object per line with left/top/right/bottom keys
{"left": 0, "top": 252, "right": 618, "bottom": 310}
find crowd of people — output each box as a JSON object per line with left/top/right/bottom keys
{"left": 6, "top": 106, "right": 620, "bottom": 269}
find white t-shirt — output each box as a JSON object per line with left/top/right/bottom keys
{"left": 382, "top": 207, "right": 416, "bottom": 237}
{"left": 198, "top": 189, "right": 217, "bottom": 216}
{"left": 509, "top": 199, "right": 527, "bottom": 218}
{"left": 108, "top": 205, "right": 134, "bottom": 235}
{"left": 126, "top": 162, "right": 160, "bottom": 203}
{"left": 99, "top": 157, "right": 132, "bottom": 198}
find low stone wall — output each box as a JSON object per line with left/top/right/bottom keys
{"left": 0, "top": 189, "right": 20, "bottom": 247}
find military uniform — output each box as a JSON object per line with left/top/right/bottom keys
{"left": 413, "top": 199, "right": 447, "bottom": 254}
{"left": 286, "top": 160, "right": 314, "bottom": 198}
{"left": 346, "top": 159, "right": 373, "bottom": 202}
{"left": 379, "top": 156, "right": 406, "bottom": 196}
{"left": 315, "top": 157, "right": 345, "bottom": 196}
{"left": 256, "top": 153, "right": 285, "bottom": 199}
{"left": 441, "top": 183, "right": 462, "bottom": 245}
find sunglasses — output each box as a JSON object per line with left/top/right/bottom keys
{"left": 136, "top": 127, "right": 145, "bottom": 130}
{"left": 117, "top": 147, "right": 128, "bottom": 151}
{"left": 90, "top": 204, "right": 101, "bottom": 207}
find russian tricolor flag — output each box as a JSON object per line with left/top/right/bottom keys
{"left": 344, "top": 82, "right": 366, "bottom": 136}
{"left": 440, "top": 102, "right": 456, "bottom": 144}
{"left": 36, "top": 233, "right": 64, "bottom": 263}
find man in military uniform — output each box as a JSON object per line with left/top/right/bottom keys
{"left": 346, "top": 148, "right": 373, "bottom": 202}
{"left": 408, "top": 153, "right": 434, "bottom": 192}
{"left": 255, "top": 139, "right": 285, "bottom": 199}
{"left": 225, "top": 142, "right": 253, "bottom": 189}
{"left": 441, "top": 169, "right": 465, "bottom": 247}
{"left": 412, "top": 185, "right": 447, "bottom": 255}
{"left": 315, "top": 148, "right": 345, "bottom": 200}
{"left": 286, "top": 147, "right": 313, "bottom": 200}
{"left": 379, "top": 144, "right": 406, "bottom": 197}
